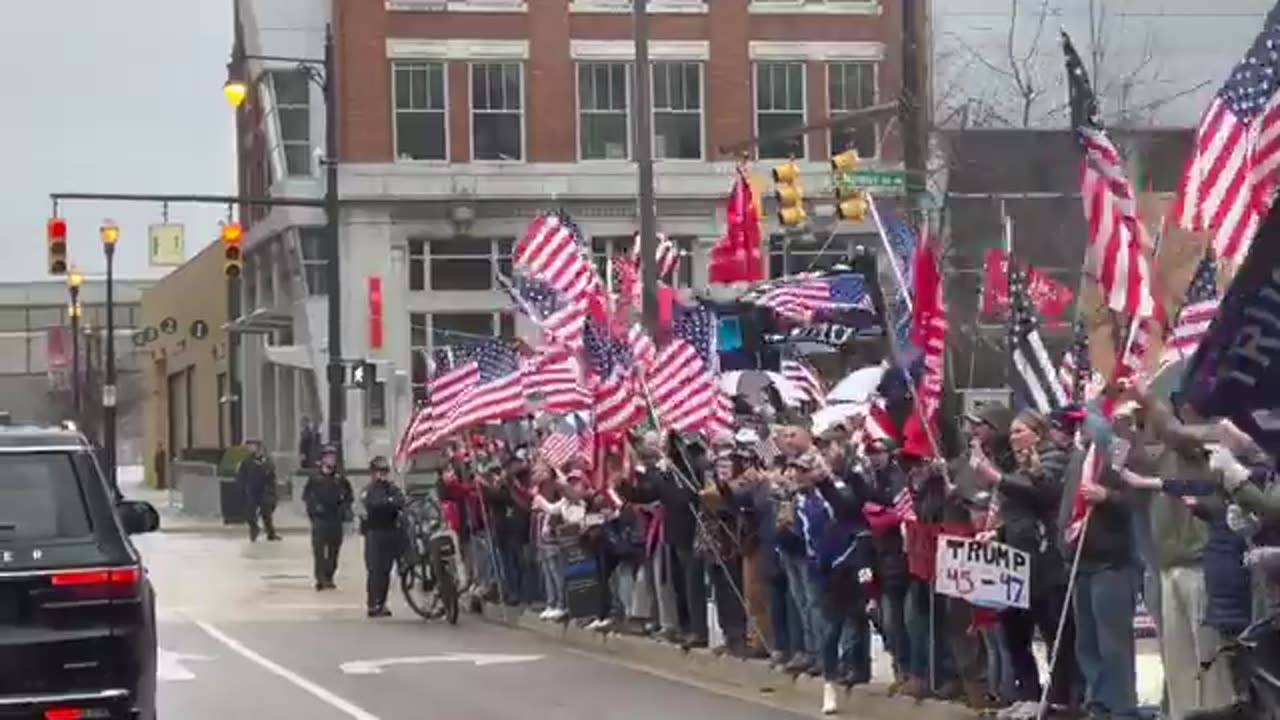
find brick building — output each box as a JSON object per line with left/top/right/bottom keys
{"left": 230, "top": 0, "right": 905, "bottom": 465}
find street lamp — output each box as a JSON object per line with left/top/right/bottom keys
{"left": 67, "top": 268, "right": 83, "bottom": 423}
{"left": 224, "top": 24, "right": 344, "bottom": 464}
{"left": 100, "top": 220, "right": 119, "bottom": 492}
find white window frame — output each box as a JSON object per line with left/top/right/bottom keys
{"left": 576, "top": 61, "right": 632, "bottom": 162}
{"left": 749, "top": 0, "right": 880, "bottom": 14}
{"left": 753, "top": 61, "right": 807, "bottom": 160}
{"left": 468, "top": 61, "right": 526, "bottom": 163}
{"left": 391, "top": 61, "right": 450, "bottom": 163}
{"left": 390, "top": 0, "right": 527, "bottom": 11}
{"left": 651, "top": 61, "right": 704, "bottom": 161}
{"left": 569, "top": 0, "right": 708, "bottom": 12}
{"left": 268, "top": 70, "right": 313, "bottom": 178}
{"left": 826, "top": 60, "right": 879, "bottom": 160}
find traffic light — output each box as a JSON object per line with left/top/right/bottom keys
{"left": 222, "top": 222, "right": 243, "bottom": 278}
{"left": 772, "top": 161, "right": 806, "bottom": 227}
{"left": 831, "top": 149, "right": 860, "bottom": 174}
{"left": 47, "top": 218, "right": 67, "bottom": 275}
{"left": 831, "top": 150, "right": 868, "bottom": 221}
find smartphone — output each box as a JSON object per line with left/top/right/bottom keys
{"left": 1110, "top": 437, "right": 1132, "bottom": 470}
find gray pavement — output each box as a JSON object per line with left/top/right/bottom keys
{"left": 135, "top": 530, "right": 815, "bottom": 720}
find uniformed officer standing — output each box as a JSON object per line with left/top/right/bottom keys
{"left": 360, "top": 455, "right": 405, "bottom": 617}
{"left": 236, "top": 440, "right": 280, "bottom": 542}
{"left": 302, "top": 444, "right": 353, "bottom": 590}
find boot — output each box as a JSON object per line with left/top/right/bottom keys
{"left": 963, "top": 681, "right": 1003, "bottom": 711}
{"left": 934, "top": 680, "right": 963, "bottom": 701}
{"left": 899, "top": 677, "right": 928, "bottom": 700}
{"left": 821, "top": 682, "right": 839, "bottom": 715}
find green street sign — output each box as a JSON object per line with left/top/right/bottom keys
{"left": 839, "top": 169, "right": 906, "bottom": 190}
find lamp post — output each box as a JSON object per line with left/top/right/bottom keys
{"left": 67, "top": 268, "right": 83, "bottom": 422}
{"left": 224, "top": 24, "right": 344, "bottom": 464}
{"left": 100, "top": 221, "right": 119, "bottom": 492}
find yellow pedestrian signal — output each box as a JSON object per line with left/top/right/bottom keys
{"left": 222, "top": 222, "right": 243, "bottom": 278}
{"left": 772, "top": 161, "right": 806, "bottom": 227}
{"left": 47, "top": 218, "right": 68, "bottom": 276}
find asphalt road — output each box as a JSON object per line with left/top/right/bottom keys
{"left": 138, "top": 532, "right": 812, "bottom": 720}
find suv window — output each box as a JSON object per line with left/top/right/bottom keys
{"left": 0, "top": 453, "right": 92, "bottom": 540}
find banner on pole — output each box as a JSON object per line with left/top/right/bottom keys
{"left": 933, "top": 534, "right": 1030, "bottom": 609}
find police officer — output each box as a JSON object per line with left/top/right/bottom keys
{"left": 360, "top": 455, "right": 405, "bottom": 617}
{"left": 302, "top": 444, "right": 353, "bottom": 591}
{"left": 237, "top": 440, "right": 280, "bottom": 542}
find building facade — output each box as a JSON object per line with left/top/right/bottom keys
{"left": 0, "top": 279, "right": 147, "bottom": 456}
{"left": 137, "top": 239, "right": 232, "bottom": 485}
{"left": 230, "top": 0, "right": 906, "bottom": 466}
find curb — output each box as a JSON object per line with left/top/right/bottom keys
{"left": 157, "top": 522, "right": 313, "bottom": 537}
{"left": 478, "top": 603, "right": 975, "bottom": 720}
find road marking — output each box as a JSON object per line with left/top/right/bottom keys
{"left": 196, "top": 621, "right": 381, "bottom": 720}
{"left": 340, "top": 653, "right": 544, "bottom": 675}
{"left": 157, "top": 649, "right": 214, "bottom": 681}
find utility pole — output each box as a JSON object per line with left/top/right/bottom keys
{"left": 900, "top": 0, "right": 931, "bottom": 225}
{"left": 633, "top": 0, "right": 659, "bottom": 333}
{"left": 321, "top": 24, "right": 345, "bottom": 464}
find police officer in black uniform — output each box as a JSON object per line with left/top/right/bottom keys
{"left": 237, "top": 440, "right": 280, "bottom": 542}
{"left": 302, "top": 444, "right": 354, "bottom": 590}
{"left": 360, "top": 455, "right": 405, "bottom": 617}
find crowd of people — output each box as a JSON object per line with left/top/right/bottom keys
{"left": 378, "top": 377, "right": 1279, "bottom": 718}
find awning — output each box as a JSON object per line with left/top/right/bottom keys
{"left": 224, "top": 308, "right": 292, "bottom": 334}
{"left": 263, "top": 344, "right": 313, "bottom": 370}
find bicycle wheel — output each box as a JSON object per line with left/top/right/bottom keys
{"left": 399, "top": 559, "right": 442, "bottom": 621}
{"left": 436, "top": 560, "right": 460, "bottom": 625}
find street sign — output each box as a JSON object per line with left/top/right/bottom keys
{"left": 148, "top": 224, "right": 186, "bottom": 267}
{"left": 339, "top": 653, "right": 544, "bottom": 675}
{"left": 839, "top": 169, "right": 906, "bottom": 190}
{"left": 102, "top": 384, "right": 117, "bottom": 408}
{"left": 190, "top": 320, "right": 209, "bottom": 340}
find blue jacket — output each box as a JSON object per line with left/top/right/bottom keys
{"left": 1163, "top": 479, "right": 1254, "bottom": 633}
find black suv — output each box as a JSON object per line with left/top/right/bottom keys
{"left": 0, "top": 419, "right": 160, "bottom": 720}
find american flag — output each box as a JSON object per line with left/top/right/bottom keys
{"left": 1163, "top": 252, "right": 1221, "bottom": 360}
{"left": 524, "top": 354, "right": 591, "bottom": 415}
{"left": 1174, "top": 4, "right": 1280, "bottom": 263}
{"left": 1065, "top": 31, "right": 1158, "bottom": 320}
{"left": 751, "top": 272, "right": 874, "bottom": 325}
{"left": 396, "top": 347, "right": 480, "bottom": 457}
{"left": 503, "top": 273, "right": 588, "bottom": 356}
{"left": 1008, "top": 261, "right": 1067, "bottom": 413}
{"left": 781, "top": 356, "right": 826, "bottom": 407}
{"left": 583, "top": 319, "right": 645, "bottom": 437}
{"left": 1064, "top": 441, "right": 1102, "bottom": 545}
{"left": 434, "top": 339, "right": 527, "bottom": 439}
{"left": 893, "top": 487, "right": 917, "bottom": 523}
{"left": 1058, "top": 319, "right": 1092, "bottom": 404}
{"left": 631, "top": 232, "right": 680, "bottom": 283}
{"left": 872, "top": 201, "right": 918, "bottom": 355}
{"left": 514, "top": 213, "right": 600, "bottom": 306}
{"left": 644, "top": 302, "right": 725, "bottom": 437}
{"left": 539, "top": 413, "right": 593, "bottom": 468}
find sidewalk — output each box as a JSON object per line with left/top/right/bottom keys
{"left": 479, "top": 603, "right": 1166, "bottom": 718}
{"left": 118, "top": 466, "right": 312, "bottom": 536}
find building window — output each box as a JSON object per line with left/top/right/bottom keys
{"left": 410, "top": 313, "right": 429, "bottom": 402}
{"left": 652, "top": 62, "right": 702, "bottom": 160}
{"left": 408, "top": 239, "right": 426, "bottom": 291}
{"left": 431, "top": 312, "right": 495, "bottom": 347}
{"left": 393, "top": 62, "right": 447, "bottom": 161}
{"left": 496, "top": 238, "right": 514, "bottom": 279}
{"left": 299, "top": 230, "right": 327, "bottom": 295}
{"left": 768, "top": 233, "right": 851, "bottom": 277}
{"left": 828, "top": 61, "right": 877, "bottom": 158}
{"left": 267, "top": 70, "right": 312, "bottom": 177}
{"left": 471, "top": 62, "right": 524, "bottom": 161}
{"left": 755, "top": 62, "right": 806, "bottom": 159}
{"left": 429, "top": 238, "right": 494, "bottom": 291}
{"left": 499, "top": 312, "right": 516, "bottom": 339}
{"left": 578, "top": 62, "right": 630, "bottom": 160}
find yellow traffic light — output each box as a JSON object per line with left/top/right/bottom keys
{"left": 835, "top": 187, "right": 868, "bottom": 222}
{"left": 47, "top": 217, "right": 67, "bottom": 276}
{"left": 772, "top": 161, "right": 806, "bottom": 227}
{"left": 831, "top": 149, "right": 860, "bottom": 173}
{"left": 222, "top": 222, "right": 243, "bottom": 278}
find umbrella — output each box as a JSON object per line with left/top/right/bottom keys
{"left": 811, "top": 402, "right": 890, "bottom": 438}
{"left": 719, "top": 370, "right": 806, "bottom": 407}
{"left": 827, "top": 363, "right": 888, "bottom": 404}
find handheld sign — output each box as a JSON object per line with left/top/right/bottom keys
{"left": 934, "top": 534, "right": 1031, "bottom": 609}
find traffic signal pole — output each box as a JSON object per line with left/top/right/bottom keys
{"left": 633, "top": 0, "right": 659, "bottom": 335}
{"left": 900, "top": 0, "right": 931, "bottom": 225}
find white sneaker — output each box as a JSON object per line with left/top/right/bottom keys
{"left": 549, "top": 608, "right": 567, "bottom": 620}
{"left": 821, "top": 682, "right": 839, "bottom": 715}
{"left": 996, "top": 701, "right": 1036, "bottom": 719}
{"left": 538, "top": 608, "right": 553, "bottom": 620}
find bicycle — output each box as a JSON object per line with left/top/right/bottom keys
{"left": 397, "top": 490, "right": 463, "bottom": 625}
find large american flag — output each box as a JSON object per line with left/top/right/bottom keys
{"left": 514, "top": 213, "right": 600, "bottom": 306}
{"left": 644, "top": 302, "right": 729, "bottom": 437}
{"left": 396, "top": 347, "right": 480, "bottom": 458}
{"left": 751, "top": 272, "right": 875, "bottom": 325}
{"left": 504, "top": 273, "right": 588, "bottom": 356}
{"left": 1174, "top": 3, "right": 1280, "bottom": 263}
{"left": 583, "top": 319, "right": 645, "bottom": 437}
{"left": 1008, "top": 261, "right": 1067, "bottom": 413}
{"left": 433, "top": 339, "right": 527, "bottom": 439}
{"left": 1164, "top": 252, "right": 1221, "bottom": 360}
{"left": 781, "top": 356, "right": 826, "bottom": 407}
{"left": 872, "top": 200, "right": 918, "bottom": 355}
{"left": 539, "top": 413, "right": 593, "bottom": 469}
{"left": 524, "top": 354, "right": 591, "bottom": 415}
{"left": 1065, "top": 31, "right": 1158, "bottom": 320}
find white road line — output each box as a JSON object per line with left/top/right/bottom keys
{"left": 195, "top": 620, "right": 381, "bottom": 720}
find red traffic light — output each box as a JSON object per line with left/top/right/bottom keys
{"left": 47, "top": 217, "right": 67, "bottom": 240}
{"left": 222, "top": 223, "right": 243, "bottom": 243}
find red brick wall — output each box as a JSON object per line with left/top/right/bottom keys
{"left": 327, "top": 0, "right": 902, "bottom": 166}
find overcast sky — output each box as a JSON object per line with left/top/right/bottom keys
{"left": 0, "top": 0, "right": 235, "bottom": 283}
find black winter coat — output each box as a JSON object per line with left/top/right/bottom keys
{"left": 303, "top": 470, "right": 354, "bottom": 525}
{"left": 361, "top": 479, "right": 405, "bottom": 533}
